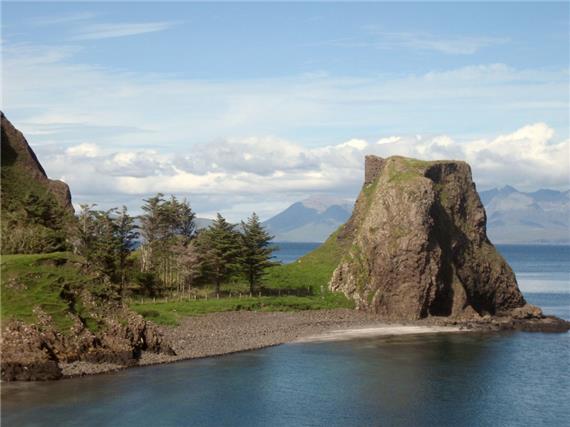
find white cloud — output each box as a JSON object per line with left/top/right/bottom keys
{"left": 371, "top": 31, "right": 509, "bottom": 55}
{"left": 317, "top": 30, "right": 509, "bottom": 55}
{"left": 36, "top": 123, "right": 569, "bottom": 221}
{"left": 71, "top": 21, "right": 178, "bottom": 40}
{"left": 3, "top": 41, "right": 568, "bottom": 153}
{"left": 31, "top": 12, "right": 96, "bottom": 26}
{"left": 2, "top": 39, "right": 569, "bottom": 220}
{"left": 338, "top": 139, "right": 368, "bottom": 150}
{"left": 377, "top": 136, "right": 401, "bottom": 145}
{"left": 65, "top": 143, "right": 100, "bottom": 158}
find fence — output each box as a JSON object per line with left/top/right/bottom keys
{"left": 129, "top": 286, "right": 320, "bottom": 305}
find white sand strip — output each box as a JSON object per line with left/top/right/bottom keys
{"left": 294, "top": 325, "right": 463, "bottom": 343}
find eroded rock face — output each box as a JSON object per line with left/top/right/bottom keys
{"left": 0, "top": 306, "right": 174, "bottom": 381}
{"left": 330, "top": 155, "right": 532, "bottom": 320}
{"left": 0, "top": 111, "right": 73, "bottom": 213}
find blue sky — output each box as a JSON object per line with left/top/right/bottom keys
{"left": 2, "top": 2, "right": 569, "bottom": 220}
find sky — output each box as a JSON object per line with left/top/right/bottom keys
{"left": 2, "top": 1, "right": 569, "bottom": 221}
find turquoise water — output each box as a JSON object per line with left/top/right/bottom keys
{"left": 2, "top": 245, "right": 569, "bottom": 427}
{"left": 272, "top": 241, "right": 320, "bottom": 264}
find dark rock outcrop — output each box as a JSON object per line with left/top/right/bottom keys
{"left": 1, "top": 111, "right": 73, "bottom": 213}
{"left": 329, "top": 155, "right": 566, "bottom": 329}
{"left": 1, "top": 306, "right": 174, "bottom": 381}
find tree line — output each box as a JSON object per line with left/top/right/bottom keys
{"left": 73, "top": 193, "right": 275, "bottom": 299}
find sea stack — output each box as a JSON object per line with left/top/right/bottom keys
{"left": 330, "top": 155, "right": 540, "bottom": 321}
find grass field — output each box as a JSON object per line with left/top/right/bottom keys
{"left": 131, "top": 293, "right": 353, "bottom": 325}
{"left": 263, "top": 227, "right": 348, "bottom": 292}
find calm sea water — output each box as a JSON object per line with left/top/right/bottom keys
{"left": 2, "top": 245, "right": 569, "bottom": 427}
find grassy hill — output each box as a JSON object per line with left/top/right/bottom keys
{"left": 1, "top": 252, "right": 107, "bottom": 333}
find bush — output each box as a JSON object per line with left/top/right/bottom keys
{"left": 1, "top": 223, "right": 68, "bottom": 254}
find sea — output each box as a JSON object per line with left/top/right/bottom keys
{"left": 2, "top": 244, "right": 569, "bottom": 427}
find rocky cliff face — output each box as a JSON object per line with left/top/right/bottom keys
{"left": 1, "top": 112, "right": 73, "bottom": 213}
{"left": 1, "top": 304, "right": 173, "bottom": 381}
{"left": 0, "top": 115, "right": 175, "bottom": 380}
{"left": 329, "top": 155, "right": 537, "bottom": 321}
{"left": 1, "top": 112, "right": 75, "bottom": 253}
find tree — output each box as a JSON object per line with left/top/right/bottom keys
{"left": 75, "top": 204, "right": 98, "bottom": 260}
{"left": 172, "top": 240, "right": 202, "bottom": 293}
{"left": 139, "top": 194, "right": 165, "bottom": 272}
{"left": 91, "top": 209, "right": 120, "bottom": 280}
{"left": 114, "top": 206, "right": 139, "bottom": 296}
{"left": 173, "top": 197, "right": 196, "bottom": 242}
{"left": 240, "top": 213, "right": 275, "bottom": 293}
{"left": 74, "top": 205, "right": 138, "bottom": 297}
{"left": 195, "top": 213, "right": 242, "bottom": 295}
{"left": 138, "top": 193, "right": 197, "bottom": 294}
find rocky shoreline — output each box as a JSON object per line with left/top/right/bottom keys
{"left": 58, "top": 308, "right": 569, "bottom": 379}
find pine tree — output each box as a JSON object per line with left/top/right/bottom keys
{"left": 139, "top": 193, "right": 197, "bottom": 294}
{"left": 75, "top": 205, "right": 138, "bottom": 298}
{"left": 76, "top": 204, "right": 98, "bottom": 260}
{"left": 114, "top": 206, "right": 139, "bottom": 296}
{"left": 139, "top": 194, "right": 165, "bottom": 273}
{"left": 91, "top": 209, "right": 120, "bottom": 280}
{"left": 240, "top": 213, "right": 275, "bottom": 293}
{"left": 196, "top": 213, "right": 241, "bottom": 295}
{"left": 175, "top": 198, "right": 196, "bottom": 242}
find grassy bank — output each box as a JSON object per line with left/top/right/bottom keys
{"left": 130, "top": 293, "right": 353, "bottom": 325}
{"left": 0, "top": 252, "right": 102, "bottom": 332}
{"left": 263, "top": 227, "right": 348, "bottom": 292}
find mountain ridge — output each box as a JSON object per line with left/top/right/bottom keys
{"left": 265, "top": 186, "right": 569, "bottom": 244}
{"left": 263, "top": 196, "right": 353, "bottom": 242}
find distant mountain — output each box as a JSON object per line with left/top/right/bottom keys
{"left": 479, "top": 186, "right": 570, "bottom": 244}
{"left": 263, "top": 196, "right": 353, "bottom": 242}
{"left": 266, "top": 187, "right": 569, "bottom": 244}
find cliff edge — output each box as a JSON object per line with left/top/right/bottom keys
{"left": 1, "top": 112, "right": 75, "bottom": 253}
{"left": 1, "top": 112, "right": 73, "bottom": 213}
{"left": 329, "top": 155, "right": 558, "bottom": 325}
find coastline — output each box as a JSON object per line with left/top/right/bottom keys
{"left": 59, "top": 309, "right": 465, "bottom": 378}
